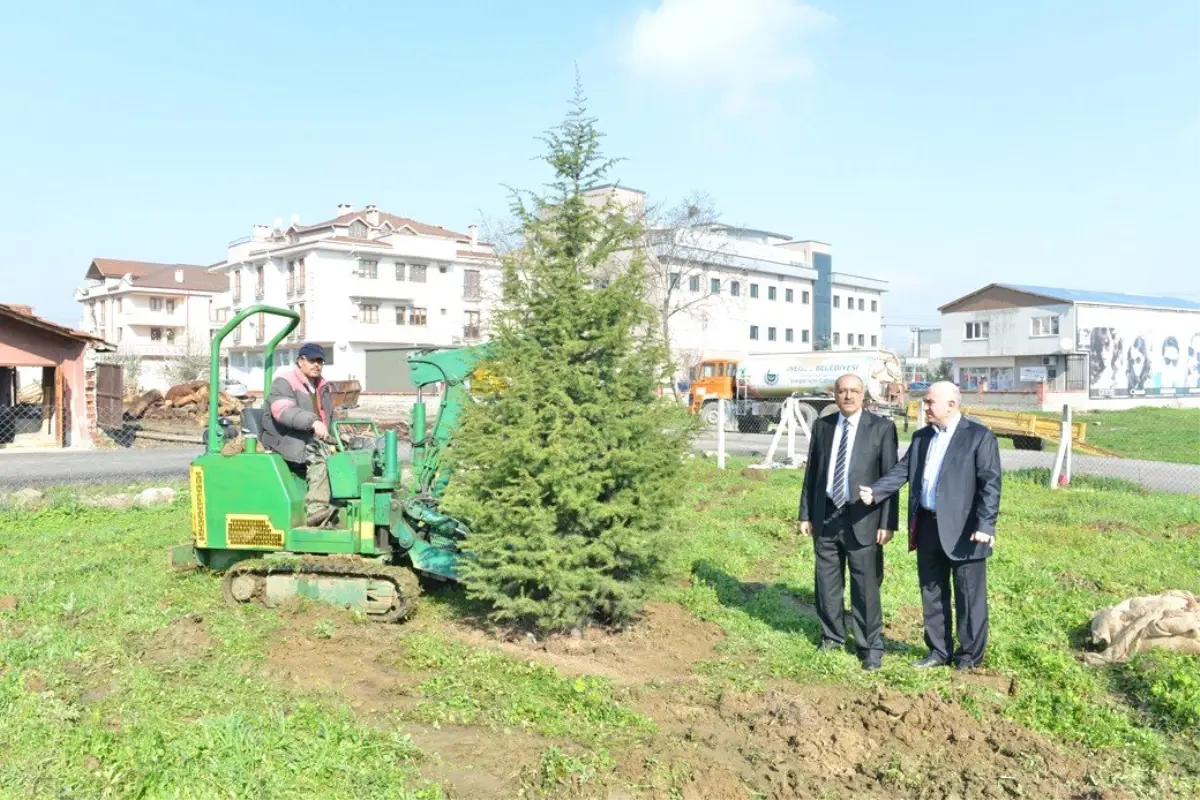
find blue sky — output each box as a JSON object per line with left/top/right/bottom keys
{"left": 1, "top": 0, "right": 1196, "bottom": 351}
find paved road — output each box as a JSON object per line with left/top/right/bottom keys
{"left": 0, "top": 447, "right": 198, "bottom": 490}
{"left": 693, "top": 432, "right": 1200, "bottom": 496}
{"left": 1, "top": 435, "right": 1196, "bottom": 496}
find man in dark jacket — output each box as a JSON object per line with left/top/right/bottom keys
{"left": 859, "top": 381, "right": 1002, "bottom": 670}
{"left": 798, "top": 374, "right": 899, "bottom": 670}
{"left": 261, "top": 342, "right": 337, "bottom": 526}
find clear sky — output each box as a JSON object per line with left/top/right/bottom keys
{"left": 1, "top": 0, "right": 1196, "bottom": 351}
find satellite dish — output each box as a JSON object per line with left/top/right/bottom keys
{"left": 1059, "top": 336, "right": 1073, "bottom": 352}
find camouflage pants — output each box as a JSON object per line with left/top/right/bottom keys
{"left": 304, "top": 438, "right": 335, "bottom": 526}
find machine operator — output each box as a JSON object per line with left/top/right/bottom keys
{"left": 260, "top": 342, "right": 338, "bottom": 527}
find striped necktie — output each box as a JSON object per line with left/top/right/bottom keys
{"left": 832, "top": 416, "right": 849, "bottom": 507}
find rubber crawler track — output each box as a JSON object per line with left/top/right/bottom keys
{"left": 220, "top": 554, "right": 423, "bottom": 623}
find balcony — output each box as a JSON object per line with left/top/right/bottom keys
{"left": 286, "top": 279, "right": 307, "bottom": 297}
{"left": 125, "top": 343, "right": 188, "bottom": 357}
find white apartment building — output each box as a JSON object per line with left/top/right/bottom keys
{"left": 210, "top": 204, "right": 501, "bottom": 392}
{"left": 595, "top": 183, "right": 886, "bottom": 368}
{"left": 74, "top": 258, "right": 229, "bottom": 390}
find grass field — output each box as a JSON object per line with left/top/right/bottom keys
{"left": 1, "top": 464, "right": 1197, "bottom": 798}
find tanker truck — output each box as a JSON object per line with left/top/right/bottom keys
{"left": 687, "top": 349, "right": 904, "bottom": 432}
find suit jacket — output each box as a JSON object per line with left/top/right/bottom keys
{"left": 798, "top": 410, "right": 900, "bottom": 546}
{"left": 870, "top": 415, "right": 1002, "bottom": 562}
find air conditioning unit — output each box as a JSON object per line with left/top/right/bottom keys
{"left": 1042, "top": 356, "right": 1053, "bottom": 366}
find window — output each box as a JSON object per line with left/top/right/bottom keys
{"left": 464, "top": 269, "right": 481, "bottom": 301}
{"left": 857, "top": 334, "right": 865, "bottom": 347}
{"left": 255, "top": 266, "right": 264, "bottom": 299}
{"left": 858, "top": 298, "right": 864, "bottom": 311}
{"left": 233, "top": 272, "right": 242, "bottom": 302}
{"left": 768, "top": 327, "right": 777, "bottom": 341}
{"left": 710, "top": 277, "right": 720, "bottom": 294}
{"left": 395, "top": 262, "right": 406, "bottom": 281}
{"left": 349, "top": 221, "right": 368, "bottom": 238}
{"left": 395, "top": 305, "right": 407, "bottom": 325}
{"left": 689, "top": 275, "right": 700, "bottom": 292}
{"left": 464, "top": 310, "right": 481, "bottom": 339}
{"left": 750, "top": 325, "right": 759, "bottom": 340}
{"left": 1031, "top": 316, "right": 1059, "bottom": 336}
{"left": 750, "top": 283, "right": 759, "bottom": 298}
{"left": 410, "top": 264, "right": 427, "bottom": 282}
{"left": 768, "top": 286, "right": 777, "bottom": 301}
{"left": 833, "top": 333, "right": 840, "bottom": 345}
{"left": 291, "top": 303, "right": 306, "bottom": 339}
{"left": 871, "top": 300, "right": 877, "bottom": 312}
{"left": 730, "top": 280, "right": 740, "bottom": 296}
{"left": 256, "top": 312, "right": 265, "bottom": 343}
{"left": 150, "top": 297, "right": 163, "bottom": 311}
{"left": 166, "top": 299, "right": 176, "bottom": 314}
{"left": 360, "top": 303, "right": 379, "bottom": 324}
{"left": 359, "top": 259, "right": 378, "bottom": 279}
{"left": 833, "top": 296, "right": 840, "bottom": 308}
{"left": 965, "top": 321, "right": 989, "bottom": 340}
{"left": 150, "top": 327, "right": 162, "bottom": 341}
{"left": 785, "top": 288, "right": 793, "bottom": 303}
{"left": 846, "top": 295, "right": 852, "bottom": 309}
{"left": 785, "top": 328, "right": 794, "bottom": 342}
{"left": 287, "top": 261, "right": 298, "bottom": 295}
{"left": 871, "top": 335, "right": 877, "bottom": 347}
{"left": 802, "top": 329, "right": 810, "bottom": 343}
{"left": 803, "top": 290, "right": 810, "bottom": 304}
{"left": 410, "top": 307, "right": 427, "bottom": 326}
{"left": 166, "top": 328, "right": 176, "bottom": 344}
{"left": 669, "top": 272, "right": 680, "bottom": 289}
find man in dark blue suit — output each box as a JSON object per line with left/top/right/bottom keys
{"left": 859, "top": 381, "right": 1002, "bottom": 670}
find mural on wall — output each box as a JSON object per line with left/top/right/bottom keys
{"left": 1077, "top": 306, "right": 1200, "bottom": 398}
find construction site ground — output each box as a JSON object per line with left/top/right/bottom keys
{"left": 1, "top": 461, "right": 1197, "bottom": 799}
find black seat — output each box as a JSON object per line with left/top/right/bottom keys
{"left": 242, "top": 407, "right": 265, "bottom": 437}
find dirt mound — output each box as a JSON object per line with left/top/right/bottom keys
{"left": 143, "top": 614, "right": 214, "bottom": 664}
{"left": 631, "top": 682, "right": 1091, "bottom": 800}
{"left": 446, "top": 601, "right": 726, "bottom": 684}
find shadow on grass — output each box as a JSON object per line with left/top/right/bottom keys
{"left": 691, "top": 559, "right": 924, "bottom": 657}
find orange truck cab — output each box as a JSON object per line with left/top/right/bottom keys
{"left": 687, "top": 359, "right": 738, "bottom": 426}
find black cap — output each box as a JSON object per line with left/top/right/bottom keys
{"left": 298, "top": 342, "right": 325, "bottom": 361}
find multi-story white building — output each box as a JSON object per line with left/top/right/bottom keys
{"left": 209, "top": 204, "right": 501, "bottom": 392}
{"left": 597, "top": 184, "right": 886, "bottom": 369}
{"left": 74, "top": 258, "right": 229, "bottom": 390}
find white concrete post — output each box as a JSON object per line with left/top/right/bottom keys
{"left": 1063, "top": 403, "right": 1073, "bottom": 485}
{"left": 716, "top": 397, "right": 726, "bottom": 470}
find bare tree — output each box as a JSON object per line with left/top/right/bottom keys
{"left": 636, "top": 190, "right": 743, "bottom": 399}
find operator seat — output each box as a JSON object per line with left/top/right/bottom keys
{"left": 241, "top": 407, "right": 265, "bottom": 438}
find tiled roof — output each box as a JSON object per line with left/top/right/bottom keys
{"left": 294, "top": 209, "right": 469, "bottom": 241}
{"left": 0, "top": 303, "right": 113, "bottom": 346}
{"left": 87, "top": 259, "right": 226, "bottom": 293}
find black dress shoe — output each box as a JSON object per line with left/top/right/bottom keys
{"left": 863, "top": 658, "right": 882, "bottom": 671}
{"left": 911, "top": 654, "right": 950, "bottom": 668}
{"left": 818, "top": 639, "right": 843, "bottom": 652}
{"left": 954, "top": 661, "right": 977, "bottom": 672}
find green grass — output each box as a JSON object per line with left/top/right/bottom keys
{"left": 0, "top": 491, "right": 650, "bottom": 799}
{"left": 2, "top": 465, "right": 1198, "bottom": 798}
{"left": 659, "top": 458, "right": 1200, "bottom": 797}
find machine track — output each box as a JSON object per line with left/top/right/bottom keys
{"left": 221, "top": 554, "right": 423, "bottom": 623}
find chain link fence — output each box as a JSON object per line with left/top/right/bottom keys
{"left": 699, "top": 390, "right": 1200, "bottom": 496}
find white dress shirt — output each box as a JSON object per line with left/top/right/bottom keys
{"left": 826, "top": 409, "right": 862, "bottom": 502}
{"left": 920, "top": 411, "right": 962, "bottom": 511}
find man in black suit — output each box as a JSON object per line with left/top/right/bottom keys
{"left": 798, "top": 374, "right": 899, "bottom": 670}
{"left": 859, "top": 381, "right": 1002, "bottom": 671}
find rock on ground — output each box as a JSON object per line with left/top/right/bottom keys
{"left": 7, "top": 488, "right": 45, "bottom": 508}
{"left": 134, "top": 488, "right": 177, "bottom": 508}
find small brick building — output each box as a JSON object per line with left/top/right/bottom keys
{"left": 0, "top": 303, "right": 115, "bottom": 449}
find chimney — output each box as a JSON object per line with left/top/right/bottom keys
{"left": 468, "top": 224, "right": 478, "bottom": 247}
{"left": 365, "top": 204, "right": 380, "bottom": 225}
{"left": 174, "top": 269, "right": 185, "bottom": 283}
{"left": 252, "top": 223, "right": 270, "bottom": 240}
{"left": 337, "top": 203, "right": 354, "bottom": 216}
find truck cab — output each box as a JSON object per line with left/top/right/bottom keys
{"left": 688, "top": 359, "right": 738, "bottom": 425}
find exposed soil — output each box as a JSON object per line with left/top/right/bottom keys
{"left": 443, "top": 601, "right": 727, "bottom": 684}
{"left": 142, "top": 614, "right": 215, "bottom": 664}
{"left": 260, "top": 601, "right": 1095, "bottom": 800}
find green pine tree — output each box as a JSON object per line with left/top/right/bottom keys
{"left": 440, "top": 76, "right": 695, "bottom": 633}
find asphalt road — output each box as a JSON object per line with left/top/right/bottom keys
{"left": 1, "top": 434, "right": 1196, "bottom": 496}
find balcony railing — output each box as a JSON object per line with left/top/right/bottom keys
{"left": 286, "top": 279, "right": 306, "bottom": 297}
{"left": 463, "top": 289, "right": 482, "bottom": 302}
{"left": 463, "top": 325, "right": 481, "bottom": 340}
{"left": 232, "top": 291, "right": 241, "bottom": 304}
{"left": 255, "top": 287, "right": 265, "bottom": 301}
